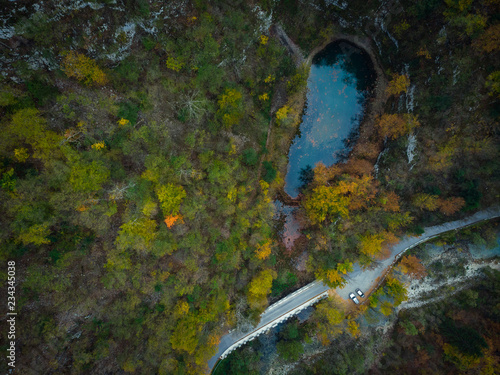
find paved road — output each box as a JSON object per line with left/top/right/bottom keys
{"left": 208, "top": 207, "right": 500, "bottom": 373}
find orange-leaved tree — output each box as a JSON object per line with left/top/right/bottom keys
{"left": 313, "top": 162, "right": 341, "bottom": 186}
{"left": 474, "top": 24, "right": 500, "bottom": 53}
{"left": 398, "top": 255, "right": 427, "bottom": 279}
{"left": 438, "top": 197, "right": 465, "bottom": 215}
{"left": 164, "top": 214, "right": 183, "bottom": 228}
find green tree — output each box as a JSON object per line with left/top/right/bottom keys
{"left": 155, "top": 184, "right": 186, "bottom": 216}
{"left": 69, "top": 160, "right": 110, "bottom": 193}
{"left": 314, "top": 296, "right": 345, "bottom": 345}
{"left": 277, "top": 340, "right": 304, "bottom": 361}
{"left": 18, "top": 223, "right": 51, "bottom": 246}
{"left": 115, "top": 217, "right": 158, "bottom": 252}
{"left": 216, "top": 88, "right": 243, "bottom": 128}
{"left": 8, "top": 108, "right": 62, "bottom": 163}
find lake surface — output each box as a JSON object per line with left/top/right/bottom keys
{"left": 284, "top": 41, "right": 376, "bottom": 198}
{"left": 277, "top": 41, "right": 376, "bottom": 251}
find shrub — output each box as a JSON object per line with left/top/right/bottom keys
{"left": 26, "top": 78, "right": 59, "bottom": 105}
{"left": 118, "top": 102, "right": 140, "bottom": 125}
{"left": 242, "top": 148, "right": 259, "bottom": 166}
{"left": 262, "top": 161, "right": 276, "bottom": 183}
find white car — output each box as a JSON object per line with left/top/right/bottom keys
{"left": 355, "top": 288, "right": 365, "bottom": 298}
{"left": 349, "top": 292, "right": 359, "bottom": 304}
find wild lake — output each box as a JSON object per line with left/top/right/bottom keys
{"left": 277, "top": 41, "right": 376, "bottom": 249}
{"left": 284, "top": 40, "right": 376, "bottom": 198}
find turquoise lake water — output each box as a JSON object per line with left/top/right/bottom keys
{"left": 284, "top": 41, "right": 376, "bottom": 198}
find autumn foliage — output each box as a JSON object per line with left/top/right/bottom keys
{"left": 247, "top": 269, "right": 277, "bottom": 310}
{"left": 398, "top": 255, "right": 427, "bottom": 279}
{"left": 386, "top": 73, "right": 410, "bottom": 96}
{"left": 413, "top": 193, "right": 465, "bottom": 215}
{"left": 312, "top": 162, "right": 341, "bottom": 186}
{"left": 359, "top": 231, "right": 398, "bottom": 258}
{"left": 473, "top": 24, "right": 500, "bottom": 53}
{"left": 314, "top": 296, "right": 345, "bottom": 345}
{"left": 315, "top": 260, "right": 353, "bottom": 288}
{"left": 255, "top": 240, "right": 272, "bottom": 260}
{"left": 164, "top": 214, "right": 183, "bottom": 228}
{"left": 439, "top": 197, "right": 466, "bottom": 215}
{"left": 375, "top": 113, "right": 420, "bottom": 140}
{"left": 61, "top": 51, "right": 108, "bottom": 86}
{"left": 217, "top": 88, "right": 243, "bottom": 128}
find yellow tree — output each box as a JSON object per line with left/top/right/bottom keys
{"left": 247, "top": 269, "right": 276, "bottom": 310}
{"left": 255, "top": 239, "right": 272, "bottom": 260}
{"left": 386, "top": 275, "right": 408, "bottom": 305}
{"left": 316, "top": 268, "right": 346, "bottom": 288}
{"left": 170, "top": 314, "right": 202, "bottom": 354}
{"left": 316, "top": 260, "right": 353, "bottom": 288}
{"left": 69, "top": 160, "right": 110, "bottom": 193}
{"left": 303, "top": 185, "right": 350, "bottom": 224}
{"left": 359, "top": 232, "right": 386, "bottom": 257}
{"left": 155, "top": 184, "right": 186, "bottom": 216}
{"left": 18, "top": 223, "right": 51, "bottom": 246}
{"left": 115, "top": 217, "right": 158, "bottom": 252}
{"left": 375, "top": 113, "right": 420, "bottom": 140}
{"left": 412, "top": 193, "right": 440, "bottom": 211}
{"left": 314, "top": 297, "right": 345, "bottom": 345}
{"left": 61, "top": 51, "right": 108, "bottom": 85}
{"left": 386, "top": 74, "right": 410, "bottom": 96}
{"left": 347, "top": 320, "right": 361, "bottom": 338}
{"left": 217, "top": 88, "right": 243, "bottom": 128}
{"left": 9, "top": 108, "right": 62, "bottom": 163}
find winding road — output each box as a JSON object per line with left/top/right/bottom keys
{"left": 207, "top": 207, "right": 500, "bottom": 373}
